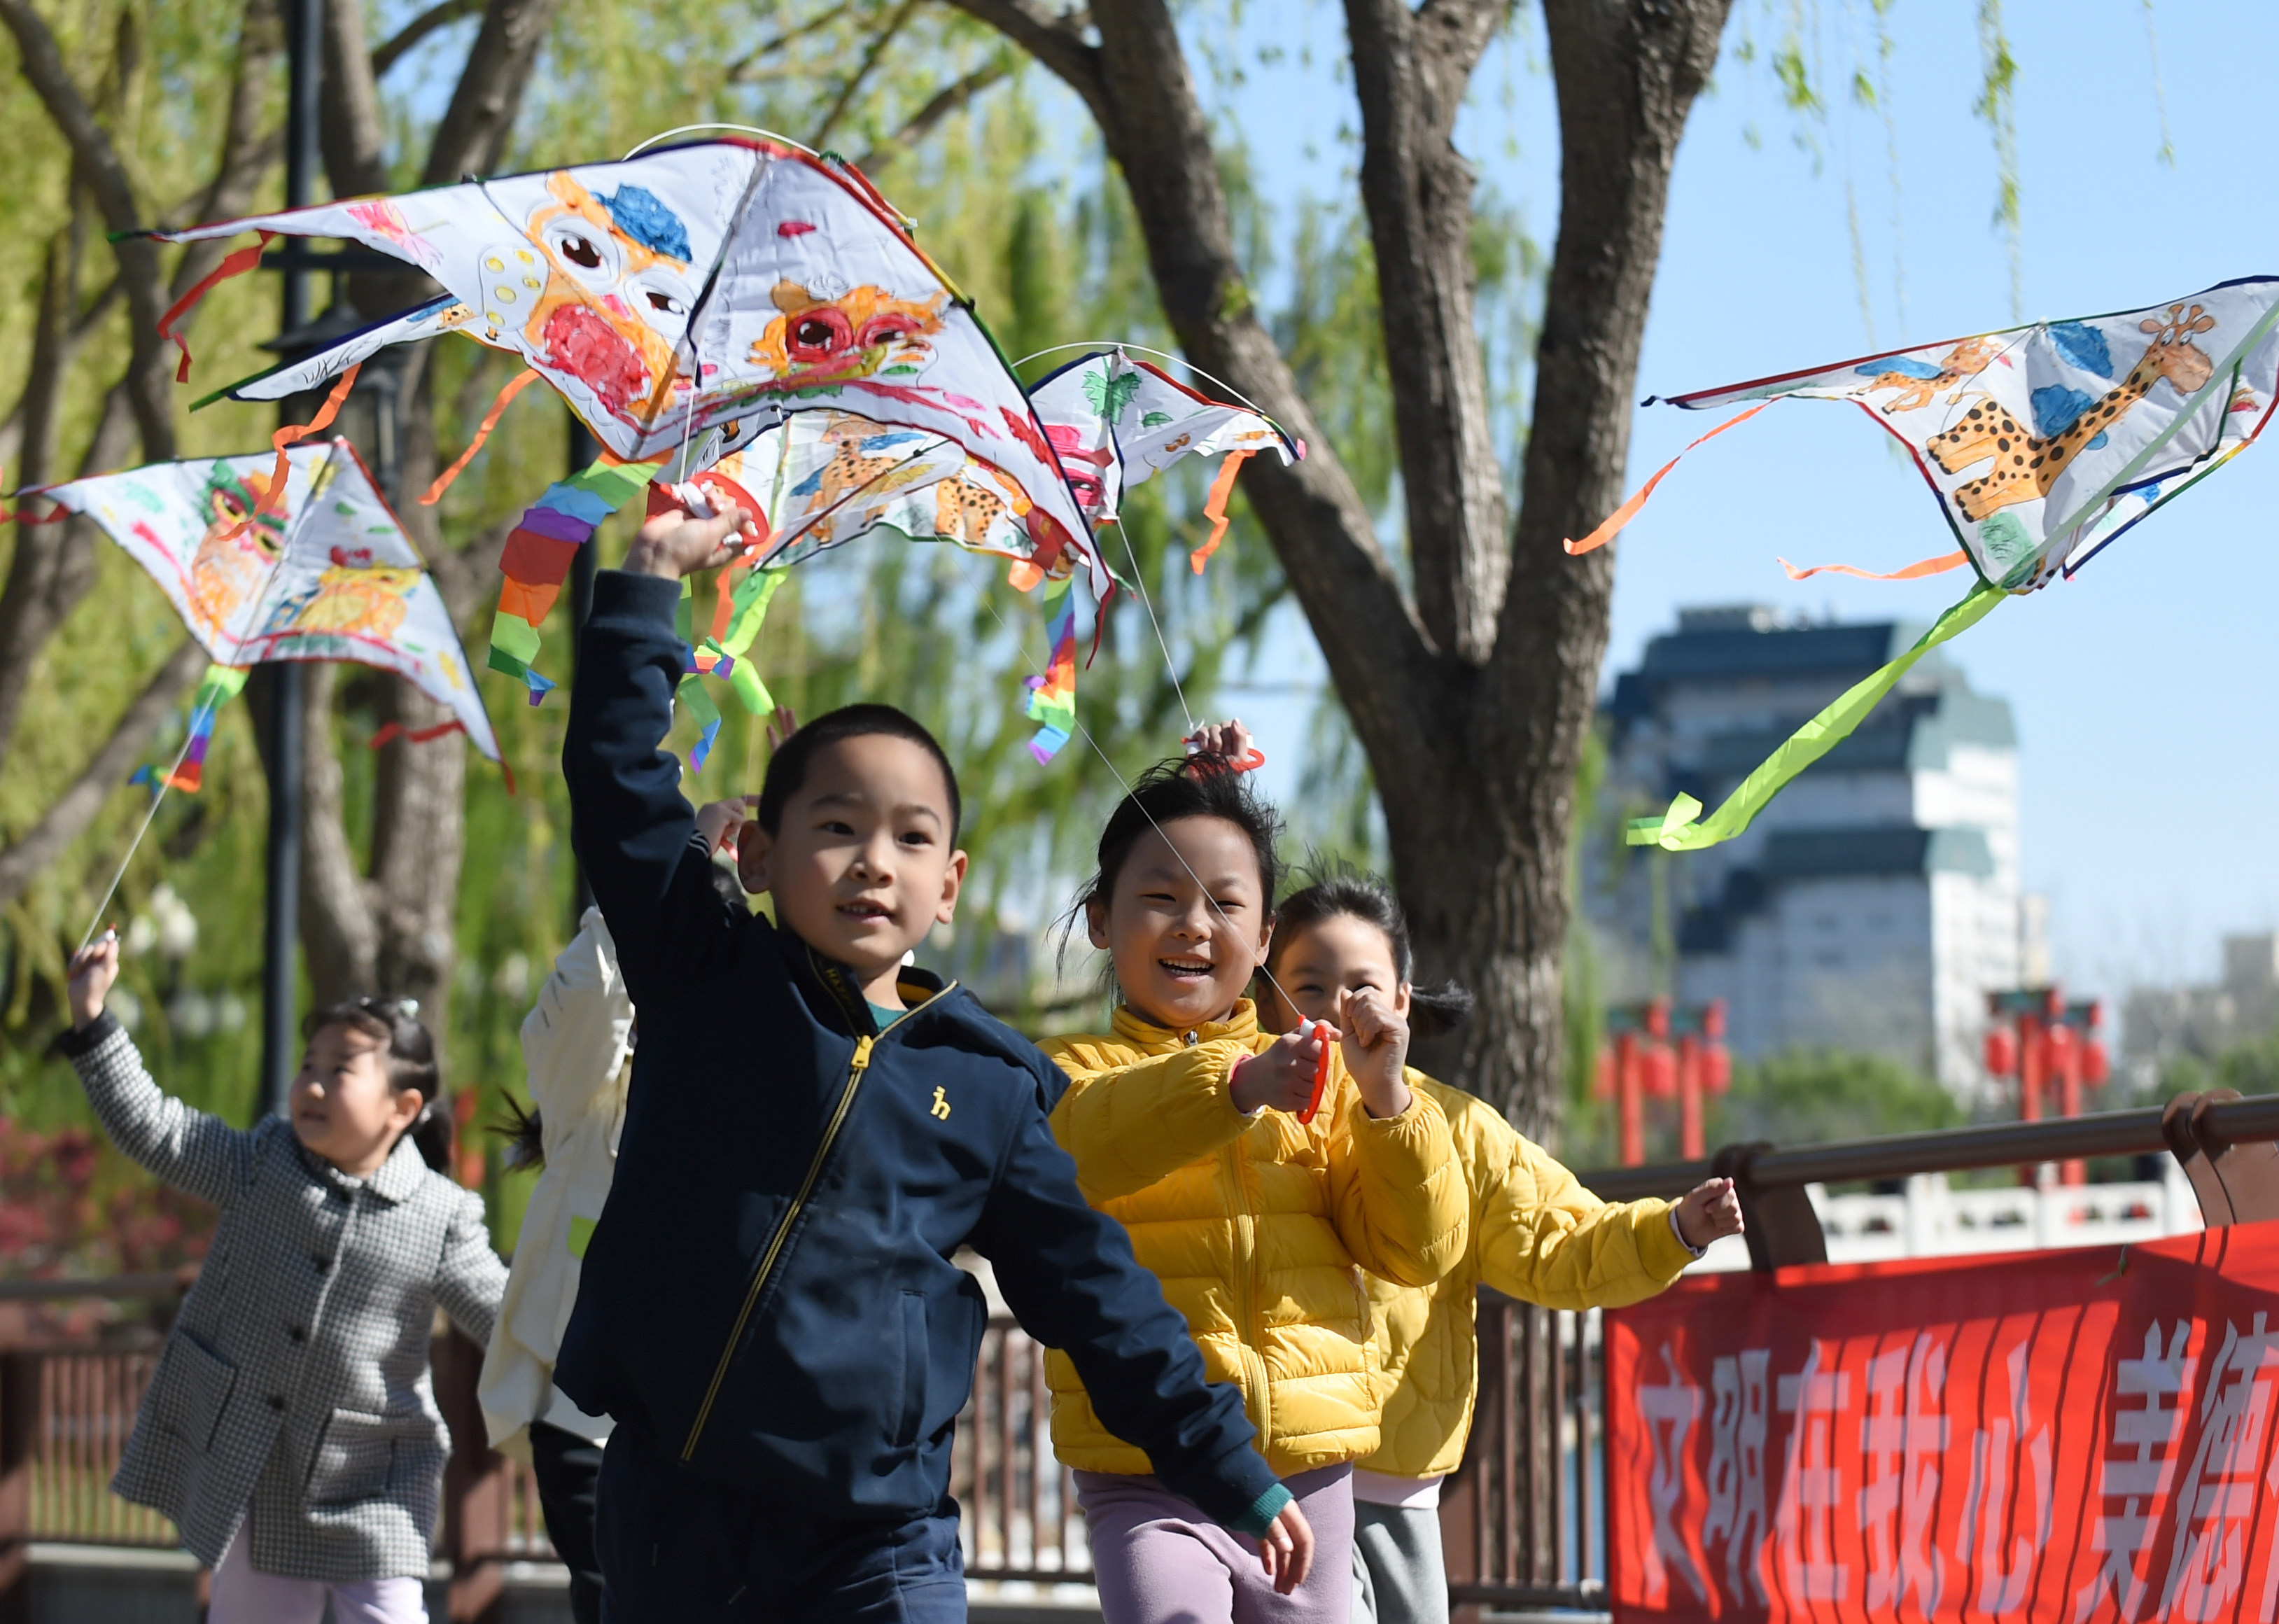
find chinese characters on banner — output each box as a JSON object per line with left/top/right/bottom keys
{"left": 1606, "top": 1223, "right": 2279, "bottom": 1623}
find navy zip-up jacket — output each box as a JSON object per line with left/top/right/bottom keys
{"left": 554, "top": 570, "right": 1281, "bottom": 1527}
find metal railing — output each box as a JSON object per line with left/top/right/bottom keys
{"left": 0, "top": 1301, "right": 1087, "bottom": 1591}
{"left": 953, "top": 1320, "right": 1088, "bottom": 1583}
{"left": 1578, "top": 1091, "right": 2279, "bottom": 1200}
{"left": 1440, "top": 1297, "right": 1605, "bottom": 1611}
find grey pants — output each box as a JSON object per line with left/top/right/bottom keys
{"left": 1349, "top": 1502, "right": 1448, "bottom": 1624}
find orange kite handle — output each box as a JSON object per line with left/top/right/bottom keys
{"left": 1186, "top": 744, "right": 1267, "bottom": 776}
{"left": 1296, "top": 1022, "right": 1333, "bottom": 1126}
{"left": 1777, "top": 548, "right": 1969, "bottom": 582}
{"left": 1564, "top": 401, "right": 1773, "bottom": 557}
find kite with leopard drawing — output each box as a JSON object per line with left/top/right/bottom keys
{"left": 1567, "top": 275, "right": 2279, "bottom": 853}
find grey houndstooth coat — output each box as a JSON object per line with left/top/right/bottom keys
{"left": 62, "top": 1013, "right": 506, "bottom": 1581}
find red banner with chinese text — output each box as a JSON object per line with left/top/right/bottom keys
{"left": 1605, "top": 1222, "right": 2279, "bottom": 1623}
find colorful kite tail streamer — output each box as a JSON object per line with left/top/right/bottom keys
{"left": 164, "top": 664, "right": 251, "bottom": 794}
{"left": 1190, "top": 450, "right": 1252, "bottom": 575}
{"left": 1777, "top": 548, "right": 1970, "bottom": 582}
{"left": 1564, "top": 402, "right": 1773, "bottom": 556}
{"left": 487, "top": 456, "right": 659, "bottom": 701}
{"left": 1625, "top": 582, "right": 2004, "bottom": 852}
{"left": 1023, "top": 577, "right": 1079, "bottom": 764}
{"left": 420, "top": 368, "right": 542, "bottom": 505}
{"left": 157, "top": 232, "right": 274, "bottom": 384}
{"left": 676, "top": 675, "right": 723, "bottom": 776}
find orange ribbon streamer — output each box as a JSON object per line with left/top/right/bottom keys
{"left": 214, "top": 363, "right": 361, "bottom": 547}
{"left": 1778, "top": 549, "right": 1970, "bottom": 582}
{"left": 1563, "top": 402, "right": 1774, "bottom": 556}
{"left": 157, "top": 232, "right": 274, "bottom": 384}
{"left": 1190, "top": 449, "right": 1253, "bottom": 575}
{"left": 370, "top": 718, "right": 469, "bottom": 750}
{"left": 419, "top": 368, "right": 542, "bottom": 505}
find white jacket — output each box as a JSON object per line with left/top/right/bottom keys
{"left": 479, "top": 908, "right": 633, "bottom": 1461}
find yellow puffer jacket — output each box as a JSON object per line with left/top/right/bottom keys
{"left": 1042, "top": 1002, "right": 1468, "bottom": 1477}
{"left": 1362, "top": 1073, "right": 1695, "bottom": 1481}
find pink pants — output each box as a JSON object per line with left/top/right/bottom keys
{"left": 209, "top": 1528, "right": 428, "bottom": 1624}
{"left": 1075, "top": 1463, "right": 1354, "bottom": 1624}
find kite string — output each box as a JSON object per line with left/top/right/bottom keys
{"left": 945, "top": 547, "right": 1305, "bottom": 1024}
{"left": 76, "top": 729, "right": 197, "bottom": 955}
{"left": 1110, "top": 515, "right": 1195, "bottom": 735}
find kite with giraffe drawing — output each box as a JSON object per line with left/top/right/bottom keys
{"left": 1569, "top": 275, "right": 2279, "bottom": 853}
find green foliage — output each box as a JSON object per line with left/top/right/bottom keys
{"left": 1713, "top": 1049, "right": 1964, "bottom": 1148}
{"left": 1972, "top": 0, "right": 2023, "bottom": 318}
{"left": 2154, "top": 1028, "right": 2279, "bottom": 1102}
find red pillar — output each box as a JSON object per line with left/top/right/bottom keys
{"left": 1616, "top": 1032, "right": 1643, "bottom": 1168}
{"left": 2052, "top": 1021, "right": 2085, "bottom": 1186}
{"left": 1676, "top": 1034, "right": 1705, "bottom": 1161}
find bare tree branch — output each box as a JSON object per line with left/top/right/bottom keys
{"left": 0, "top": 0, "right": 176, "bottom": 461}
{"left": 323, "top": 0, "right": 393, "bottom": 197}
{"left": 947, "top": 0, "right": 1105, "bottom": 123}
{"left": 811, "top": 0, "right": 920, "bottom": 148}
{"left": 374, "top": 0, "right": 481, "bottom": 78}
{"left": 726, "top": 1, "right": 855, "bottom": 85}
{"left": 420, "top": 0, "right": 566, "bottom": 183}
{"left": 853, "top": 56, "right": 1011, "bottom": 170}
{"left": 953, "top": 0, "right": 1443, "bottom": 785}
{"left": 1345, "top": 0, "right": 1512, "bottom": 664}
{"left": 0, "top": 0, "right": 284, "bottom": 782}
{"left": 0, "top": 638, "right": 208, "bottom": 912}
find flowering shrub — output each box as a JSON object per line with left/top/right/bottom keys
{"left": 0, "top": 1116, "right": 215, "bottom": 1280}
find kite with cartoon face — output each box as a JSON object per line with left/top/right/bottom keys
{"left": 188, "top": 465, "right": 285, "bottom": 640}
{"left": 748, "top": 277, "right": 948, "bottom": 388}
{"left": 486, "top": 173, "right": 700, "bottom": 424}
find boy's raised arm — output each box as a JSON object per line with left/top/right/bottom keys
{"left": 976, "top": 1084, "right": 1284, "bottom": 1532}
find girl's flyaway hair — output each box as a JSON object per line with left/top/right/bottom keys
{"left": 302, "top": 997, "right": 454, "bottom": 1174}
{"left": 495, "top": 1096, "right": 545, "bottom": 1172}
{"left": 1268, "top": 862, "right": 1474, "bottom": 1039}
{"left": 1061, "top": 748, "right": 1286, "bottom": 984}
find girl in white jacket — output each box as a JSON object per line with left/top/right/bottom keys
{"left": 479, "top": 797, "right": 749, "bottom": 1624}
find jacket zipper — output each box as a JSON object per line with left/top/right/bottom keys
{"left": 1223, "top": 1133, "right": 1274, "bottom": 1456}
{"left": 678, "top": 977, "right": 952, "bottom": 1462}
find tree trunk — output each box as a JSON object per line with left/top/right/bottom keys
{"left": 954, "top": 0, "right": 1731, "bottom": 1139}
{"left": 1452, "top": 0, "right": 1730, "bottom": 1138}
{"left": 283, "top": 0, "right": 562, "bottom": 1041}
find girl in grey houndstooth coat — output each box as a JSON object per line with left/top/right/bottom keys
{"left": 64, "top": 937, "right": 505, "bottom": 1624}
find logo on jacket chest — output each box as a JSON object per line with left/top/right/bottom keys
{"left": 929, "top": 1086, "right": 952, "bottom": 1120}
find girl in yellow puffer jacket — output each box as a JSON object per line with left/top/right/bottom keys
{"left": 1262, "top": 868, "right": 1744, "bottom": 1624}
{"left": 1043, "top": 735, "right": 1470, "bottom": 1624}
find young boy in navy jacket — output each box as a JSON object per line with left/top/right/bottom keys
{"left": 556, "top": 503, "right": 1313, "bottom": 1621}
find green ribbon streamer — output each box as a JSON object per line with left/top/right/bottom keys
{"left": 1626, "top": 581, "right": 2006, "bottom": 852}
{"left": 718, "top": 566, "right": 787, "bottom": 717}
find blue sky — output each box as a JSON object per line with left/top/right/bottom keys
{"left": 1188, "top": 0, "right": 2276, "bottom": 1004}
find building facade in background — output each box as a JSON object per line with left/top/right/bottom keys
{"left": 2122, "top": 933, "right": 2279, "bottom": 1075}
{"left": 1586, "top": 606, "right": 2025, "bottom": 1094}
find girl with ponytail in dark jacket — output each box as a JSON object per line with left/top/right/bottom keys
{"left": 63, "top": 934, "right": 504, "bottom": 1624}
{"left": 1261, "top": 869, "right": 1744, "bottom": 1624}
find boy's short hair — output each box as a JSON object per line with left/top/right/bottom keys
{"left": 755, "top": 704, "right": 962, "bottom": 844}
